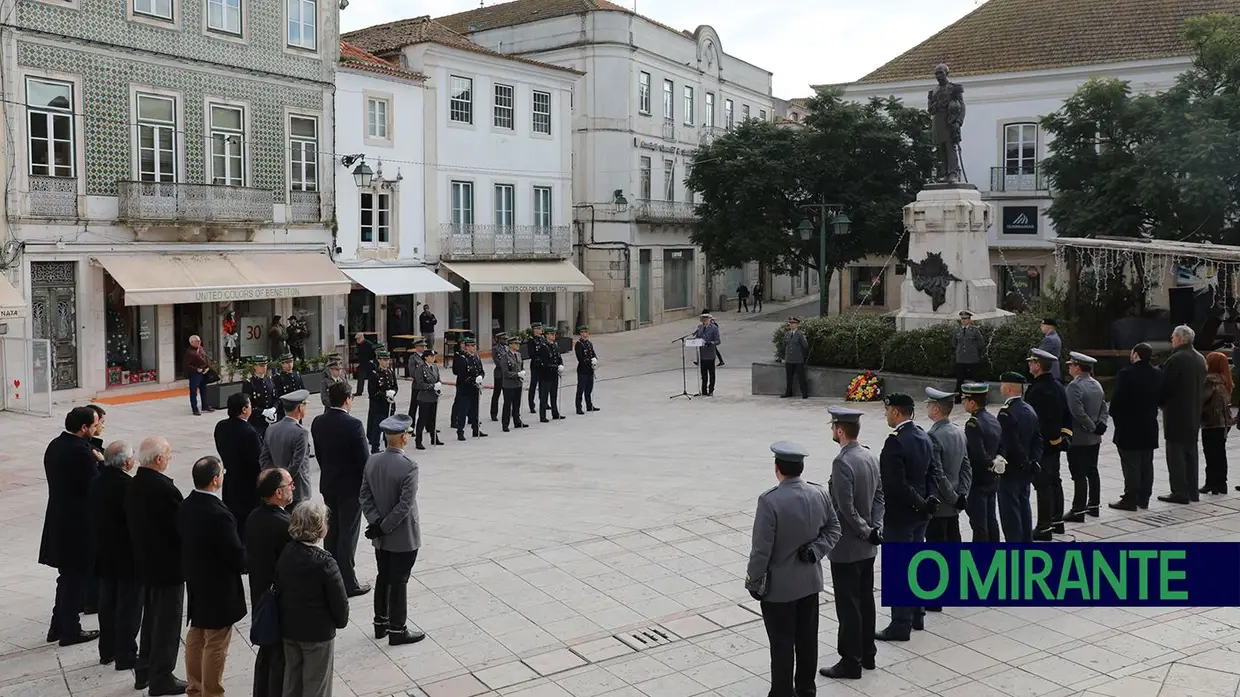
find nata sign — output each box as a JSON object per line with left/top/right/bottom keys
{"left": 1002, "top": 207, "right": 1039, "bottom": 235}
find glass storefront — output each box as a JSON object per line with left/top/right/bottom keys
{"left": 291, "top": 296, "right": 322, "bottom": 358}
{"left": 104, "top": 272, "right": 159, "bottom": 388}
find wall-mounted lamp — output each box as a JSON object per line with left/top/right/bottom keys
{"left": 341, "top": 154, "right": 373, "bottom": 187}
{"left": 612, "top": 189, "right": 628, "bottom": 206}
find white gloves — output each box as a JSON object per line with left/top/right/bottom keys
{"left": 262, "top": 407, "right": 277, "bottom": 423}
{"left": 557, "top": 365, "right": 565, "bottom": 376}
{"left": 991, "top": 455, "right": 1007, "bottom": 475}
{"left": 518, "top": 369, "right": 527, "bottom": 381}
{"left": 434, "top": 381, "right": 443, "bottom": 394}
{"left": 474, "top": 375, "right": 484, "bottom": 387}
{"left": 385, "top": 389, "right": 396, "bottom": 403}
{"left": 590, "top": 357, "right": 599, "bottom": 368}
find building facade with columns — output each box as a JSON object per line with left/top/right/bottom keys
{"left": 0, "top": 0, "right": 344, "bottom": 405}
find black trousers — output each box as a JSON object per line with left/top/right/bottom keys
{"left": 1118, "top": 448, "right": 1154, "bottom": 506}
{"left": 136, "top": 584, "right": 183, "bottom": 690}
{"left": 490, "top": 379, "right": 502, "bottom": 420}
{"left": 1067, "top": 444, "right": 1101, "bottom": 513}
{"left": 966, "top": 488, "right": 1000, "bottom": 542}
{"left": 831, "top": 559, "right": 875, "bottom": 668}
{"left": 51, "top": 568, "right": 87, "bottom": 638}
{"left": 85, "top": 574, "right": 99, "bottom": 612}
{"left": 374, "top": 549, "right": 418, "bottom": 632}
{"left": 953, "top": 362, "right": 978, "bottom": 401}
{"left": 527, "top": 371, "right": 540, "bottom": 413}
{"left": 407, "top": 399, "right": 419, "bottom": 430}
{"left": 1033, "top": 449, "right": 1063, "bottom": 532}
{"left": 753, "top": 295, "right": 763, "bottom": 311}
{"left": 502, "top": 387, "right": 525, "bottom": 428}
{"left": 415, "top": 402, "right": 438, "bottom": 444}
{"left": 883, "top": 518, "right": 927, "bottom": 633}
{"left": 760, "top": 593, "right": 819, "bottom": 697}
{"left": 1166, "top": 439, "right": 1200, "bottom": 501}
{"left": 1204, "top": 428, "right": 1229, "bottom": 490}
{"left": 998, "top": 471, "right": 1033, "bottom": 543}
{"left": 699, "top": 358, "right": 716, "bottom": 395}
{"left": 98, "top": 577, "right": 142, "bottom": 664}
{"left": 367, "top": 403, "right": 393, "bottom": 452}
{"left": 925, "top": 516, "right": 962, "bottom": 544}
{"left": 452, "top": 387, "right": 481, "bottom": 431}
{"left": 539, "top": 372, "right": 561, "bottom": 419}
{"left": 738, "top": 297, "right": 749, "bottom": 312}
{"left": 575, "top": 370, "right": 595, "bottom": 412}
{"left": 783, "top": 362, "right": 808, "bottom": 397}
{"left": 253, "top": 642, "right": 285, "bottom": 697}
{"left": 324, "top": 491, "right": 362, "bottom": 590}
{"left": 354, "top": 366, "right": 371, "bottom": 396}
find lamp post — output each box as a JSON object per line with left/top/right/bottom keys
{"left": 797, "top": 204, "right": 852, "bottom": 317}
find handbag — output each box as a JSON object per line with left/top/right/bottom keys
{"left": 203, "top": 368, "right": 221, "bottom": 385}
{"left": 249, "top": 587, "right": 281, "bottom": 647}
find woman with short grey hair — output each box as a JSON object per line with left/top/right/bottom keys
{"left": 275, "top": 501, "right": 348, "bottom": 697}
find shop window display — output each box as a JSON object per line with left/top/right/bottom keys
{"left": 105, "top": 273, "right": 158, "bottom": 387}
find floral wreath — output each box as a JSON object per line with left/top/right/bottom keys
{"left": 846, "top": 370, "right": 882, "bottom": 402}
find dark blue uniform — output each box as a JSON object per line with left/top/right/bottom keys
{"left": 575, "top": 338, "right": 598, "bottom": 413}
{"left": 451, "top": 352, "right": 486, "bottom": 437}
{"left": 526, "top": 336, "right": 548, "bottom": 413}
{"left": 539, "top": 340, "right": 564, "bottom": 421}
{"left": 878, "top": 421, "right": 935, "bottom": 638}
{"left": 243, "top": 374, "right": 277, "bottom": 438}
{"left": 272, "top": 369, "right": 305, "bottom": 420}
{"left": 366, "top": 368, "right": 398, "bottom": 453}
{"left": 997, "top": 397, "right": 1042, "bottom": 543}
{"left": 1025, "top": 374, "right": 1072, "bottom": 538}
{"left": 964, "top": 409, "right": 1001, "bottom": 542}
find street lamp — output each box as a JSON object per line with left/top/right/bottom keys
{"left": 798, "top": 203, "right": 851, "bottom": 318}
{"left": 352, "top": 161, "right": 374, "bottom": 188}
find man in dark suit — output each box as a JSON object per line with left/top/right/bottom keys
{"left": 245, "top": 469, "right": 294, "bottom": 697}
{"left": 1110, "top": 343, "right": 1163, "bottom": 510}
{"left": 39, "top": 405, "right": 102, "bottom": 647}
{"left": 89, "top": 441, "right": 141, "bottom": 669}
{"left": 996, "top": 373, "right": 1042, "bottom": 543}
{"left": 1159, "top": 325, "right": 1208, "bottom": 504}
{"left": 354, "top": 333, "right": 377, "bottom": 397}
{"left": 1025, "top": 347, "right": 1073, "bottom": 540}
{"left": 215, "top": 391, "right": 263, "bottom": 537}
{"left": 178, "top": 456, "right": 247, "bottom": 697}
{"left": 126, "top": 437, "right": 187, "bottom": 695}
{"left": 311, "top": 381, "right": 372, "bottom": 597}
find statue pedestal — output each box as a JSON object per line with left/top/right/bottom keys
{"left": 895, "top": 185, "right": 1013, "bottom": 331}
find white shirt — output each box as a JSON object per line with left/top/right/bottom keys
{"left": 892, "top": 419, "right": 913, "bottom": 430}
{"left": 1004, "top": 395, "right": 1020, "bottom": 406}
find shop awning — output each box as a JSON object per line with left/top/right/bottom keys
{"left": 0, "top": 274, "right": 27, "bottom": 320}
{"left": 441, "top": 260, "right": 594, "bottom": 293}
{"left": 340, "top": 265, "right": 459, "bottom": 296}
{"left": 96, "top": 252, "right": 354, "bottom": 306}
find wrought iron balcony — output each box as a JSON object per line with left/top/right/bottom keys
{"left": 116, "top": 181, "right": 274, "bottom": 225}
{"left": 989, "top": 166, "right": 1050, "bottom": 193}
{"left": 28, "top": 175, "right": 78, "bottom": 218}
{"left": 662, "top": 118, "right": 676, "bottom": 142}
{"left": 634, "top": 199, "right": 698, "bottom": 224}
{"left": 288, "top": 190, "right": 322, "bottom": 223}
{"left": 438, "top": 224, "right": 572, "bottom": 260}
{"left": 699, "top": 126, "right": 726, "bottom": 145}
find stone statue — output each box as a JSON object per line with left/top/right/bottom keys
{"left": 927, "top": 64, "right": 966, "bottom": 184}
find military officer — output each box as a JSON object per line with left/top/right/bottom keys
{"left": 821, "top": 408, "right": 883, "bottom": 680}
{"left": 924, "top": 388, "right": 971, "bottom": 545}
{"left": 961, "top": 383, "right": 1001, "bottom": 542}
{"left": 996, "top": 372, "right": 1041, "bottom": 543}
{"left": 498, "top": 334, "right": 528, "bottom": 432}
{"left": 243, "top": 355, "right": 277, "bottom": 438}
{"left": 526, "top": 324, "right": 547, "bottom": 414}
{"left": 876, "top": 393, "right": 939, "bottom": 642}
{"left": 366, "top": 349, "right": 399, "bottom": 453}
{"left": 405, "top": 339, "right": 427, "bottom": 427}
{"left": 1065, "top": 351, "right": 1108, "bottom": 522}
{"left": 1025, "top": 347, "right": 1073, "bottom": 541}
{"left": 411, "top": 349, "right": 443, "bottom": 450}
{"left": 574, "top": 325, "right": 600, "bottom": 415}
{"left": 953, "top": 311, "right": 985, "bottom": 402}
{"left": 272, "top": 354, "right": 305, "bottom": 421}
{"left": 745, "top": 441, "right": 841, "bottom": 697}
{"left": 359, "top": 413, "right": 425, "bottom": 647}
{"left": 451, "top": 337, "right": 487, "bottom": 441}
{"left": 1038, "top": 318, "right": 1064, "bottom": 380}
{"left": 490, "top": 333, "right": 508, "bottom": 423}
{"left": 539, "top": 326, "right": 566, "bottom": 422}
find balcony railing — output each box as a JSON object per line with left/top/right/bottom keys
{"left": 699, "top": 126, "right": 726, "bottom": 145}
{"left": 439, "top": 223, "right": 571, "bottom": 260}
{"left": 989, "top": 165, "right": 1050, "bottom": 193}
{"left": 116, "top": 181, "right": 274, "bottom": 225}
{"left": 289, "top": 190, "right": 322, "bottom": 223}
{"left": 662, "top": 118, "right": 676, "bottom": 142}
{"left": 28, "top": 175, "right": 78, "bottom": 218}
{"left": 634, "top": 199, "right": 699, "bottom": 224}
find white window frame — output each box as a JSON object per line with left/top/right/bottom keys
{"left": 683, "top": 86, "right": 694, "bottom": 126}
{"left": 289, "top": 114, "right": 317, "bottom": 192}
{"left": 493, "top": 83, "right": 514, "bottom": 130}
{"left": 532, "top": 90, "right": 552, "bottom": 135}
{"left": 134, "top": 0, "right": 173, "bottom": 20}
{"left": 451, "top": 180, "right": 474, "bottom": 228}
{"left": 759, "top": 109, "right": 767, "bottom": 121}
{"left": 663, "top": 159, "right": 675, "bottom": 202}
{"left": 725, "top": 99, "right": 734, "bottom": 130}
{"left": 533, "top": 186, "right": 552, "bottom": 231}
{"left": 662, "top": 79, "right": 674, "bottom": 121}
{"left": 360, "top": 190, "right": 393, "bottom": 246}
{"left": 367, "top": 97, "right": 389, "bottom": 140}
{"left": 208, "top": 102, "right": 246, "bottom": 187}
{"left": 638, "top": 71, "right": 651, "bottom": 115}
{"left": 1003, "top": 123, "right": 1038, "bottom": 173}
{"left": 286, "top": 0, "right": 316, "bottom": 51}
{"left": 639, "top": 156, "right": 651, "bottom": 200}
{"left": 136, "top": 93, "right": 177, "bottom": 183}
{"left": 450, "top": 76, "right": 473, "bottom": 125}
{"left": 742, "top": 104, "right": 750, "bottom": 122}
{"left": 494, "top": 184, "right": 515, "bottom": 228}
{"left": 206, "top": 0, "right": 242, "bottom": 35}
{"left": 26, "top": 77, "right": 75, "bottom": 179}
{"left": 705, "top": 93, "right": 715, "bottom": 128}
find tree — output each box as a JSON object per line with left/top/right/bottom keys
{"left": 686, "top": 89, "right": 933, "bottom": 298}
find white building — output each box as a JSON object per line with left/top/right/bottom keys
{"left": 832, "top": 0, "right": 1240, "bottom": 316}
{"left": 433, "top": 0, "right": 776, "bottom": 332}
{"left": 343, "top": 16, "right": 586, "bottom": 347}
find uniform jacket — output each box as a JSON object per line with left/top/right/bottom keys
{"left": 1159, "top": 343, "right": 1208, "bottom": 442}
{"left": 1026, "top": 374, "right": 1073, "bottom": 451}
{"left": 1111, "top": 360, "right": 1162, "bottom": 451}
{"left": 215, "top": 416, "right": 263, "bottom": 532}
{"left": 527, "top": 336, "right": 549, "bottom": 371}
{"left": 243, "top": 504, "right": 291, "bottom": 611}
{"left": 413, "top": 361, "right": 441, "bottom": 403}
{"left": 127, "top": 467, "right": 184, "bottom": 586}
{"left": 360, "top": 447, "right": 421, "bottom": 553}
{"left": 928, "top": 419, "right": 971, "bottom": 517}
{"left": 368, "top": 368, "right": 399, "bottom": 411}
{"left": 320, "top": 369, "right": 348, "bottom": 408}
{"left": 827, "top": 442, "right": 883, "bottom": 564}
{"left": 783, "top": 330, "right": 809, "bottom": 364}
{"left": 1202, "top": 374, "right": 1234, "bottom": 429}
{"left": 1066, "top": 375, "right": 1109, "bottom": 447}
{"left": 745, "top": 476, "right": 841, "bottom": 603}
{"left": 311, "top": 408, "right": 370, "bottom": 498}
{"left": 879, "top": 421, "right": 937, "bottom": 523}
{"left": 272, "top": 369, "right": 305, "bottom": 418}
{"left": 965, "top": 409, "right": 1001, "bottom": 492}
{"left": 453, "top": 352, "right": 486, "bottom": 390}
{"left": 954, "top": 325, "right": 985, "bottom": 364}
{"left": 244, "top": 374, "right": 277, "bottom": 435}
{"left": 275, "top": 542, "right": 349, "bottom": 643}
{"left": 693, "top": 323, "right": 722, "bottom": 361}
{"left": 997, "top": 397, "right": 1043, "bottom": 472}
{"left": 260, "top": 417, "right": 311, "bottom": 504}
{"left": 491, "top": 344, "right": 508, "bottom": 384}
{"left": 498, "top": 348, "right": 525, "bottom": 389}
{"left": 89, "top": 466, "right": 135, "bottom": 580}
{"left": 1038, "top": 331, "right": 1063, "bottom": 379}
{"left": 178, "top": 491, "right": 247, "bottom": 629}
{"left": 545, "top": 340, "right": 565, "bottom": 376}
{"left": 38, "top": 432, "right": 98, "bottom": 572}
{"left": 574, "top": 339, "right": 598, "bottom": 373}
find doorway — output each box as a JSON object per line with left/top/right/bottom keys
{"left": 173, "top": 304, "right": 205, "bottom": 379}
{"left": 639, "top": 249, "right": 652, "bottom": 324}
{"left": 30, "top": 261, "right": 78, "bottom": 390}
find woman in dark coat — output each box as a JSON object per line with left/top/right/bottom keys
{"left": 276, "top": 501, "right": 348, "bottom": 697}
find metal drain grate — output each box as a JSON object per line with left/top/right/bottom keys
{"left": 615, "top": 626, "right": 679, "bottom": 651}
{"left": 1143, "top": 513, "right": 1181, "bottom": 527}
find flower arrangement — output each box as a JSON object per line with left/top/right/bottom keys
{"left": 846, "top": 370, "right": 882, "bottom": 402}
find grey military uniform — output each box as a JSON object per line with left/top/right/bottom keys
{"left": 498, "top": 348, "right": 524, "bottom": 389}
{"left": 745, "top": 476, "right": 842, "bottom": 603}
{"left": 954, "top": 325, "right": 984, "bottom": 364}
{"left": 928, "top": 418, "right": 971, "bottom": 517}
{"left": 1038, "top": 331, "right": 1063, "bottom": 379}
{"left": 259, "top": 416, "right": 311, "bottom": 503}
{"left": 319, "top": 368, "right": 348, "bottom": 407}
{"left": 412, "top": 361, "right": 441, "bottom": 404}
{"left": 827, "top": 442, "right": 884, "bottom": 564}
{"left": 1066, "top": 375, "right": 1109, "bottom": 447}
{"left": 359, "top": 447, "right": 421, "bottom": 553}
{"left": 783, "top": 330, "right": 808, "bottom": 364}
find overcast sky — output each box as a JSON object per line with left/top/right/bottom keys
{"left": 340, "top": 0, "right": 986, "bottom": 97}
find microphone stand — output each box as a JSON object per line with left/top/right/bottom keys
{"left": 669, "top": 333, "right": 694, "bottom": 400}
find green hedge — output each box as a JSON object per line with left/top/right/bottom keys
{"left": 773, "top": 312, "right": 1059, "bottom": 380}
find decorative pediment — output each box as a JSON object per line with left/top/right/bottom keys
{"left": 693, "top": 26, "right": 723, "bottom": 76}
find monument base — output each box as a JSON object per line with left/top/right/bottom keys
{"left": 896, "top": 308, "right": 1013, "bottom": 332}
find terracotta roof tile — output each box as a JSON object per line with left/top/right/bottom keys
{"left": 435, "top": 0, "right": 636, "bottom": 34}
{"left": 339, "top": 41, "right": 428, "bottom": 81}
{"left": 343, "top": 15, "right": 583, "bottom": 75}
{"left": 858, "top": 0, "right": 1240, "bottom": 84}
